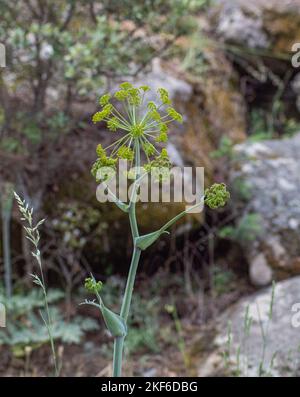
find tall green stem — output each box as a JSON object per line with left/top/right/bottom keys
{"left": 37, "top": 254, "right": 59, "bottom": 377}
{"left": 113, "top": 337, "right": 124, "bottom": 377}
{"left": 120, "top": 247, "right": 141, "bottom": 323}
{"left": 112, "top": 139, "right": 141, "bottom": 377}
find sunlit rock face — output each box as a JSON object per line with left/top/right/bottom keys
{"left": 197, "top": 276, "right": 300, "bottom": 377}
{"left": 231, "top": 133, "right": 300, "bottom": 286}
{"left": 213, "top": 0, "right": 300, "bottom": 53}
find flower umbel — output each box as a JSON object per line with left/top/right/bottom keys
{"left": 85, "top": 277, "right": 103, "bottom": 294}
{"left": 91, "top": 82, "right": 183, "bottom": 180}
{"left": 204, "top": 183, "right": 230, "bottom": 209}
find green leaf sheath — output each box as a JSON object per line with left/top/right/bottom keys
{"left": 101, "top": 306, "right": 127, "bottom": 338}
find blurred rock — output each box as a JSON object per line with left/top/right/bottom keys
{"left": 231, "top": 133, "right": 300, "bottom": 285}
{"left": 198, "top": 276, "right": 300, "bottom": 376}
{"left": 213, "top": 0, "right": 300, "bottom": 54}
{"left": 216, "top": 3, "right": 269, "bottom": 49}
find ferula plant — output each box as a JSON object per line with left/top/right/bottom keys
{"left": 84, "top": 82, "right": 230, "bottom": 376}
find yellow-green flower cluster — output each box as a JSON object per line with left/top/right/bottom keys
{"left": 92, "top": 104, "right": 113, "bottom": 123}
{"left": 91, "top": 144, "right": 117, "bottom": 180}
{"left": 130, "top": 123, "right": 145, "bottom": 138}
{"left": 99, "top": 94, "right": 111, "bottom": 106}
{"left": 85, "top": 277, "right": 103, "bottom": 293}
{"left": 114, "top": 82, "right": 141, "bottom": 106}
{"left": 144, "top": 148, "right": 170, "bottom": 171}
{"left": 117, "top": 146, "right": 134, "bottom": 161}
{"left": 204, "top": 183, "right": 230, "bottom": 209}
{"left": 142, "top": 142, "right": 156, "bottom": 156}
{"left": 158, "top": 88, "right": 171, "bottom": 105}
{"left": 144, "top": 149, "right": 171, "bottom": 181}
{"left": 91, "top": 82, "right": 183, "bottom": 180}
{"left": 166, "top": 107, "right": 183, "bottom": 122}
{"left": 107, "top": 117, "right": 120, "bottom": 132}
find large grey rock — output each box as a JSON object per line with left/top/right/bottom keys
{"left": 212, "top": 0, "right": 300, "bottom": 54}
{"left": 215, "top": 2, "right": 269, "bottom": 49}
{"left": 231, "top": 133, "right": 300, "bottom": 286}
{"left": 198, "top": 276, "right": 300, "bottom": 377}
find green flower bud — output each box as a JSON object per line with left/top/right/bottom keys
{"left": 158, "top": 88, "right": 171, "bottom": 105}
{"left": 143, "top": 142, "right": 156, "bottom": 156}
{"left": 147, "top": 101, "right": 157, "bottom": 110}
{"left": 145, "top": 149, "right": 171, "bottom": 178}
{"left": 85, "top": 277, "right": 103, "bottom": 293}
{"left": 160, "top": 148, "right": 169, "bottom": 159}
{"left": 140, "top": 85, "right": 150, "bottom": 92}
{"left": 130, "top": 123, "right": 145, "bottom": 138}
{"left": 119, "top": 82, "right": 133, "bottom": 90}
{"left": 114, "top": 90, "right": 128, "bottom": 101}
{"left": 107, "top": 117, "right": 119, "bottom": 132}
{"left": 117, "top": 146, "right": 134, "bottom": 161}
{"left": 102, "top": 104, "right": 113, "bottom": 117}
{"left": 99, "top": 94, "right": 111, "bottom": 106}
{"left": 96, "top": 144, "right": 106, "bottom": 157}
{"left": 150, "top": 109, "right": 161, "bottom": 122}
{"left": 127, "top": 88, "right": 141, "bottom": 106}
{"left": 159, "top": 122, "right": 168, "bottom": 134}
{"left": 91, "top": 156, "right": 117, "bottom": 180}
{"left": 156, "top": 131, "right": 168, "bottom": 143}
{"left": 92, "top": 111, "right": 105, "bottom": 124}
{"left": 166, "top": 107, "right": 183, "bottom": 123}
{"left": 204, "top": 183, "right": 230, "bottom": 209}
{"left": 92, "top": 104, "right": 113, "bottom": 123}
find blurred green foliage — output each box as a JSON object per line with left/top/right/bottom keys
{"left": 212, "top": 265, "right": 236, "bottom": 296}
{"left": 0, "top": 0, "right": 204, "bottom": 166}
{"left": 249, "top": 108, "right": 300, "bottom": 141}
{"left": 0, "top": 287, "right": 99, "bottom": 356}
{"left": 219, "top": 213, "right": 263, "bottom": 244}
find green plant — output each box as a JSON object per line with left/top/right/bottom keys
{"left": 249, "top": 109, "right": 274, "bottom": 142}
{"left": 126, "top": 295, "right": 160, "bottom": 355}
{"left": 0, "top": 287, "right": 98, "bottom": 358}
{"left": 14, "top": 193, "right": 59, "bottom": 376}
{"left": 231, "top": 177, "right": 252, "bottom": 202}
{"left": 212, "top": 265, "right": 235, "bottom": 296}
{"left": 210, "top": 136, "right": 234, "bottom": 160}
{"left": 165, "top": 303, "right": 189, "bottom": 370}
{"left": 83, "top": 82, "right": 230, "bottom": 376}
{"left": 219, "top": 213, "right": 262, "bottom": 244}
{"left": 222, "top": 282, "right": 278, "bottom": 377}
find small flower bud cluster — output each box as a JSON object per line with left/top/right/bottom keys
{"left": 84, "top": 277, "right": 103, "bottom": 294}
{"left": 91, "top": 144, "right": 117, "bottom": 181}
{"left": 204, "top": 183, "right": 230, "bottom": 209}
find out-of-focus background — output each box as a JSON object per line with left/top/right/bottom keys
{"left": 1, "top": 0, "right": 300, "bottom": 377}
